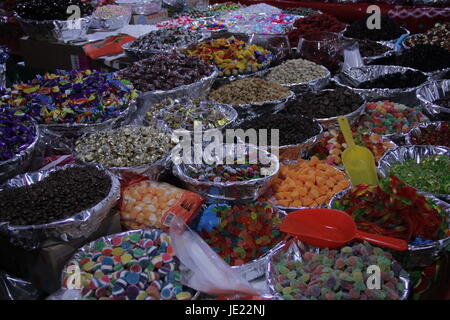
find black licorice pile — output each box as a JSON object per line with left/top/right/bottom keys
{"left": 357, "top": 70, "right": 427, "bottom": 89}
{"left": 15, "top": 0, "right": 94, "bottom": 20}
{"left": 369, "top": 45, "right": 450, "bottom": 72}
{"left": 0, "top": 167, "right": 111, "bottom": 226}
{"left": 235, "top": 114, "right": 321, "bottom": 146}
{"left": 282, "top": 87, "right": 364, "bottom": 119}
{"left": 344, "top": 15, "right": 404, "bottom": 41}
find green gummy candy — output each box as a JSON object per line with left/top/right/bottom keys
{"left": 279, "top": 266, "right": 290, "bottom": 274}
{"left": 286, "top": 271, "right": 297, "bottom": 280}
{"left": 373, "top": 247, "right": 384, "bottom": 256}
{"left": 292, "top": 288, "right": 301, "bottom": 294}
{"left": 283, "top": 294, "right": 294, "bottom": 300}
{"left": 322, "top": 267, "right": 332, "bottom": 273}
{"left": 94, "top": 241, "right": 105, "bottom": 251}
{"left": 300, "top": 273, "right": 310, "bottom": 283}
{"left": 341, "top": 246, "right": 352, "bottom": 254}
{"left": 354, "top": 281, "right": 366, "bottom": 291}
{"left": 282, "top": 287, "right": 292, "bottom": 295}
{"left": 352, "top": 270, "right": 363, "bottom": 282}
{"left": 335, "top": 291, "right": 343, "bottom": 300}
{"left": 275, "top": 283, "right": 283, "bottom": 292}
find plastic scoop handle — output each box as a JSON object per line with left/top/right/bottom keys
{"left": 338, "top": 116, "right": 355, "bottom": 148}
{"left": 354, "top": 230, "right": 408, "bottom": 251}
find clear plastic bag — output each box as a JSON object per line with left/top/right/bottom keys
{"left": 169, "top": 216, "right": 260, "bottom": 297}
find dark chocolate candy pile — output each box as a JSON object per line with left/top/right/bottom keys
{"left": 283, "top": 87, "right": 363, "bottom": 119}
{"left": 15, "top": 0, "right": 94, "bottom": 21}
{"left": 369, "top": 45, "right": 450, "bottom": 72}
{"left": 434, "top": 92, "right": 450, "bottom": 109}
{"left": 117, "top": 51, "right": 214, "bottom": 92}
{"left": 358, "top": 40, "right": 390, "bottom": 57}
{"left": 357, "top": 70, "right": 427, "bottom": 89}
{"left": 0, "top": 166, "right": 111, "bottom": 226}
{"left": 344, "top": 15, "right": 404, "bottom": 41}
{"left": 236, "top": 114, "right": 321, "bottom": 146}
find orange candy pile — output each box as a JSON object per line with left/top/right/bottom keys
{"left": 271, "top": 156, "right": 351, "bottom": 208}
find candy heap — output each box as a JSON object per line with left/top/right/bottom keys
{"left": 271, "top": 157, "right": 350, "bottom": 208}
{"left": 0, "top": 69, "right": 136, "bottom": 125}
{"left": 272, "top": 241, "right": 406, "bottom": 300}
{"left": 404, "top": 23, "right": 450, "bottom": 51}
{"left": 344, "top": 15, "right": 404, "bottom": 41}
{"left": 358, "top": 40, "right": 390, "bottom": 57}
{"left": 181, "top": 2, "right": 243, "bottom": 19}
{"left": 75, "top": 126, "right": 174, "bottom": 168}
{"left": 187, "top": 37, "right": 274, "bottom": 77}
{"left": 199, "top": 202, "right": 283, "bottom": 266}
{"left": 287, "top": 14, "right": 346, "bottom": 47}
{"left": 94, "top": 5, "right": 130, "bottom": 19}
{"left": 146, "top": 98, "right": 231, "bottom": 131}
{"left": 0, "top": 166, "right": 111, "bottom": 226}
{"left": 310, "top": 129, "right": 397, "bottom": 166}
{"left": 357, "top": 70, "right": 427, "bottom": 89}
{"left": 62, "top": 230, "right": 194, "bottom": 300}
{"left": 129, "top": 27, "right": 203, "bottom": 52}
{"left": 409, "top": 122, "right": 450, "bottom": 147}
{"left": 387, "top": 155, "right": 450, "bottom": 195}
{"left": 117, "top": 51, "right": 214, "bottom": 92}
{"left": 266, "top": 58, "right": 327, "bottom": 85}
{"left": 187, "top": 159, "right": 273, "bottom": 183}
{"left": 332, "top": 175, "right": 449, "bottom": 244}
{"left": 355, "top": 101, "right": 429, "bottom": 136}
{"left": 0, "top": 106, "right": 37, "bottom": 161}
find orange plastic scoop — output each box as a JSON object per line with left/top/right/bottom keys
{"left": 280, "top": 208, "right": 408, "bottom": 251}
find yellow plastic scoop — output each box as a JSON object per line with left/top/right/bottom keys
{"left": 338, "top": 116, "right": 378, "bottom": 186}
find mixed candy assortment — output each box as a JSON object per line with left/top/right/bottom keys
{"left": 186, "top": 159, "right": 273, "bottom": 183}
{"left": 146, "top": 98, "right": 231, "bottom": 131}
{"left": 0, "top": 166, "right": 111, "bottom": 226}
{"left": 94, "top": 5, "right": 130, "bottom": 19}
{"left": 332, "top": 175, "right": 449, "bottom": 244}
{"left": 404, "top": 23, "right": 450, "bottom": 51}
{"left": 310, "top": 129, "right": 397, "bottom": 166}
{"left": 62, "top": 230, "right": 194, "bottom": 300}
{"left": 270, "top": 157, "right": 350, "bottom": 208}
{"left": 187, "top": 37, "right": 274, "bottom": 77}
{"left": 198, "top": 201, "right": 283, "bottom": 266}
{"left": 355, "top": 101, "right": 429, "bottom": 136}
{"left": 75, "top": 126, "right": 173, "bottom": 168}
{"left": 387, "top": 155, "right": 450, "bottom": 195}
{"left": 272, "top": 241, "right": 406, "bottom": 300}
{"left": 0, "top": 70, "right": 136, "bottom": 125}
{"left": 0, "top": 106, "right": 37, "bottom": 162}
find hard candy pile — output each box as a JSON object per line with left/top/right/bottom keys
{"left": 129, "top": 27, "right": 203, "bottom": 52}
{"left": 0, "top": 69, "right": 136, "bottom": 125}
{"left": 62, "top": 230, "right": 194, "bottom": 300}
{"left": 0, "top": 106, "right": 37, "bottom": 161}
{"left": 272, "top": 241, "right": 406, "bottom": 300}
{"left": 117, "top": 51, "right": 214, "bottom": 92}
{"left": 409, "top": 122, "right": 450, "bottom": 147}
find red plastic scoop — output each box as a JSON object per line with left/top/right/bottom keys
{"left": 280, "top": 208, "right": 408, "bottom": 251}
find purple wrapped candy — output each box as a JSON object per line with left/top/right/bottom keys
{"left": 0, "top": 106, "right": 37, "bottom": 162}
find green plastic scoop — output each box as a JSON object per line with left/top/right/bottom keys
{"left": 338, "top": 116, "right": 378, "bottom": 186}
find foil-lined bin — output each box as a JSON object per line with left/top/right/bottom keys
{"left": 265, "top": 239, "right": 411, "bottom": 300}
{"left": 90, "top": 8, "right": 132, "bottom": 31}
{"left": 218, "top": 90, "right": 295, "bottom": 125}
{"left": 265, "top": 161, "right": 350, "bottom": 213}
{"left": 0, "top": 271, "right": 43, "bottom": 300}
{"left": 404, "top": 121, "right": 449, "bottom": 147}
{"left": 15, "top": 14, "right": 91, "bottom": 42}
{"left": 377, "top": 145, "right": 450, "bottom": 202}
{"left": 313, "top": 99, "right": 366, "bottom": 131}
{"left": 343, "top": 27, "right": 410, "bottom": 50}
{"left": 148, "top": 99, "right": 239, "bottom": 135}
{"left": 263, "top": 64, "right": 331, "bottom": 94}
{"left": 0, "top": 117, "right": 39, "bottom": 184}
{"left": 334, "top": 65, "right": 429, "bottom": 106}
{"left": 416, "top": 80, "right": 450, "bottom": 118}
{"left": 172, "top": 143, "right": 280, "bottom": 202}
{"left": 0, "top": 164, "right": 120, "bottom": 250}
{"left": 38, "top": 98, "right": 138, "bottom": 144}
{"left": 73, "top": 125, "right": 173, "bottom": 181}
{"left": 56, "top": 229, "right": 199, "bottom": 300}
{"left": 328, "top": 188, "right": 450, "bottom": 268}
{"left": 122, "top": 32, "right": 209, "bottom": 61}
{"left": 134, "top": 70, "right": 219, "bottom": 120}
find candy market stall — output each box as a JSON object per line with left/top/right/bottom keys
{"left": 0, "top": 0, "right": 449, "bottom": 301}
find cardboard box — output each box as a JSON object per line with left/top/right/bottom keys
{"left": 0, "top": 210, "right": 122, "bottom": 294}
{"left": 131, "top": 9, "right": 168, "bottom": 25}
{"left": 19, "top": 37, "right": 93, "bottom": 71}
